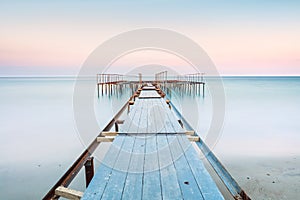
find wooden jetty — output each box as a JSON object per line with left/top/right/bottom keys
{"left": 96, "top": 72, "right": 205, "bottom": 97}
{"left": 43, "top": 73, "right": 251, "bottom": 200}
{"left": 83, "top": 87, "right": 224, "bottom": 200}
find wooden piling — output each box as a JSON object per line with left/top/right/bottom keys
{"left": 84, "top": 157, "right": 94, "bottom": 187}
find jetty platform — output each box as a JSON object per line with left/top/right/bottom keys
{"left": 83, "top": 88, "right": 223, "bottom": 199}
{"left": 43, "top": 73, "right": 251, "bottom": 200}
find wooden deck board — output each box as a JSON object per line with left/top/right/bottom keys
{"left": 83, "top": 134, "right": 224, "bottom": 200}
{"left": 100, "top": 136, "right": 135, "bottom": 199}
{"left": 83, "top": 88, "right": 225, "bottom": 199}
{"left": 157, "top": 134, "right": 183, "bottom": 199}
{"left": 81, "top": 135, "right": 126, "bottom": 200}
{"left": 143, "top": 135, "right": 162, "bottom": 199}
{"left": 127, "top": 99, "right": 143, "bottom": 133}
{"left": 152, "top": 99, "right": 167, "bottom": 133}
{"left": 178, "top": 134, "right": 225, "bottom": 200}
{"left": 167, "top": 134, "right": 204, "bottom": 200}
{"left": 119, "top": 99, "right": 141, "bottom": 133}
{"left": 142, "top": 86, "right": 156, "bottom": 90}
{"left": 120, "top": 98, "right": 183, "bottom": 134}
{"left": 137, "top": 99, "right": 148, "bottom": 133}
{"left": 139, "top": 90, "right": 161, "bottom": 98}
{"left": 148, "top": 99, "right": 157, "bottom": 134}
{"left": 122, "top": 136, "right": 145, "bottom": 199}
{"left": 159, "top": 99, "right": 185, "bottom": 133}
{"left": 155, "top": 98, "right": 176, "bottom": 133}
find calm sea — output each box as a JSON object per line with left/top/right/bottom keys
{"left": 0, "top": 77, "right": 299, "bottom": 199}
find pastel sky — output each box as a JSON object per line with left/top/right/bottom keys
{"left": 0, "top": 0, "right": 299, "bottom": 76}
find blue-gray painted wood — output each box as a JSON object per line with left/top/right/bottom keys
{"left": 81, "top": 135, "right": 126, "bottom": 200}
{"left": 139, "top": 90, "right": 161, "bottom": 98}
{"left": 155, "top": 98, "right": 176, "bottom": 134}
{"left": 142, "top": 86, "right": 156, "bottom": 90}
{"left": 122, "top": 136, "right": 145, "bottom": 199}
{"left": 195, "top": 139, "right": 241, "bottom": 198}
{"left": 178, "top": 135, "right": 224, "bottom": 200}
{"left": 147, "top": 98, "right": 157, "bottom": 133}
{"left": 83, "top": 91, "right": 226, "bottom": 200}
{"left": 167, "top": 134, "right": 204, "bottom": 200}
{"left": 159, "top": 99, "right": 184, "bottom": 133}
{"left": 143, "top": 135, "right": 162, "bottom": 199}
{"left": 127, "top": 99, "right": 143, "bottom": 133}
{"left": 157, "top": 134, "right": 183, "bottom": 199}
{"left": 137, "top": 99, "right": 148, "bottom": 133}
{"left": 100, "top": 135, "right": 135, "bottom": 199}
{"left": 152, "top": 99, "right": 167, "bottom": 133}
{"left": 120, "top": 99, "right": 141, "bottom": 133}
{"left": 124, "top": 98, "right": 180, "bottom": 134}
{"left": 169, "top": 98, "right": 243, "bottom": 198}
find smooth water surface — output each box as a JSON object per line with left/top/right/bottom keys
{"left": 0, "top": 77, "right": 299, "bottom": 199}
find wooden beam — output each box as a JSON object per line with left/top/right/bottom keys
{"left": 101, "top": 131, "right": 118, "bottom": 136}
{"left": 185, "top": 131, "right": 195, "bottom": 135}
{"left": 97, "top": 136, "right": 115, "bottom": 142}
{"left": 116, "top": 119, "right": 125, "bottom": 124}
{"left": 187, "top": 135, "right": 200, "bottom": 142}
{"left": 55, "top": 186, "right": 83, "bottom": 200}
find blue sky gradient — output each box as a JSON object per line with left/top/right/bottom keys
{"left": 0, "top": 0, "right": 299, "bottom": 75}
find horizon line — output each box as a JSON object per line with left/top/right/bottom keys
{"left": 1, "top": 74, "right": 300, "bottom": 78}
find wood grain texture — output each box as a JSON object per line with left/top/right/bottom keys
{"left": 82, "top": 86, "right": 224, "bottom": 199}
{"left": 55, "top": 186, "right": 83, "bottom": 200}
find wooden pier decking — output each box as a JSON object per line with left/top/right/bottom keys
{"left": 82, "top": 87, "right": 224, "bottom": 200}
{"left": 43, "top": 73, "right": 251, "bottom": 200}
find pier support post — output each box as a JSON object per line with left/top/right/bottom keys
{"left": 84, "top": 157, "right": 94, "bottom": 187}
{"left": 115, "top": 122, "right": 119, "bottom": 132}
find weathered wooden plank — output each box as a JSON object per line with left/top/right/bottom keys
{"left": 142, "top": 86, "right": 156, "bottom": 90}
{"left": 81, "top": 135, "right": 126, "bottom": 200}
{"left": 115, "top": 119, "right": 124, "bottom": 124}
{"left": 178, "top": 134, "right": 224, "bottom": 200}
{"left": 127, "top": 99, "right": 143, "bottom": 133}
{"left": 119, "top": 99, "right": 141, "bottom": 133}
{"left": 185, "top": 130, "right": 195, "bottom": 135}
{"left": 122, "top": 135, "right": 145, "bottom": 199}
{"left": 100, "top": 135, "right": 136, "bottom": 199}
{"left": 158, "top": 98, "right": 185, "bottom": 133}
{"left": 187, "top": 135, "right": 200, "bottom": 142}
{"left": 167, "top": 134, "right": 204, "bottom": 200}
{"left": 155, "top": 99, "right": 176, "bottom": 133}
{"left": 55, "top": 186, "right": 83, "bottom": 200}
{"left": 157, "top": 134, "right": 182, "bottom": 199}
{"left": 150, "top": 98, "right": 184, "bottom": 134}
{"left": 143, "top": 135, "right": 162, "bottom": 199}
{"left": 101, "top": 131, "right": 118, "bottom": 136}
{"left": 147, "top": 99, "right": 157, "bottom": 134}
{"left": 96, "top": 136, "right": 115, "bottom": 142}
{"left": 139, "top": 90, "right": 161, "bottom": 98}
{"left": 152, "top": 99, "right": 166, "bottom": 133}
{"left": 137, "top": 99, "right": 148, "bottom": 133}
{"left": 83, "top": 91, "right": 225, "bottom": 200}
